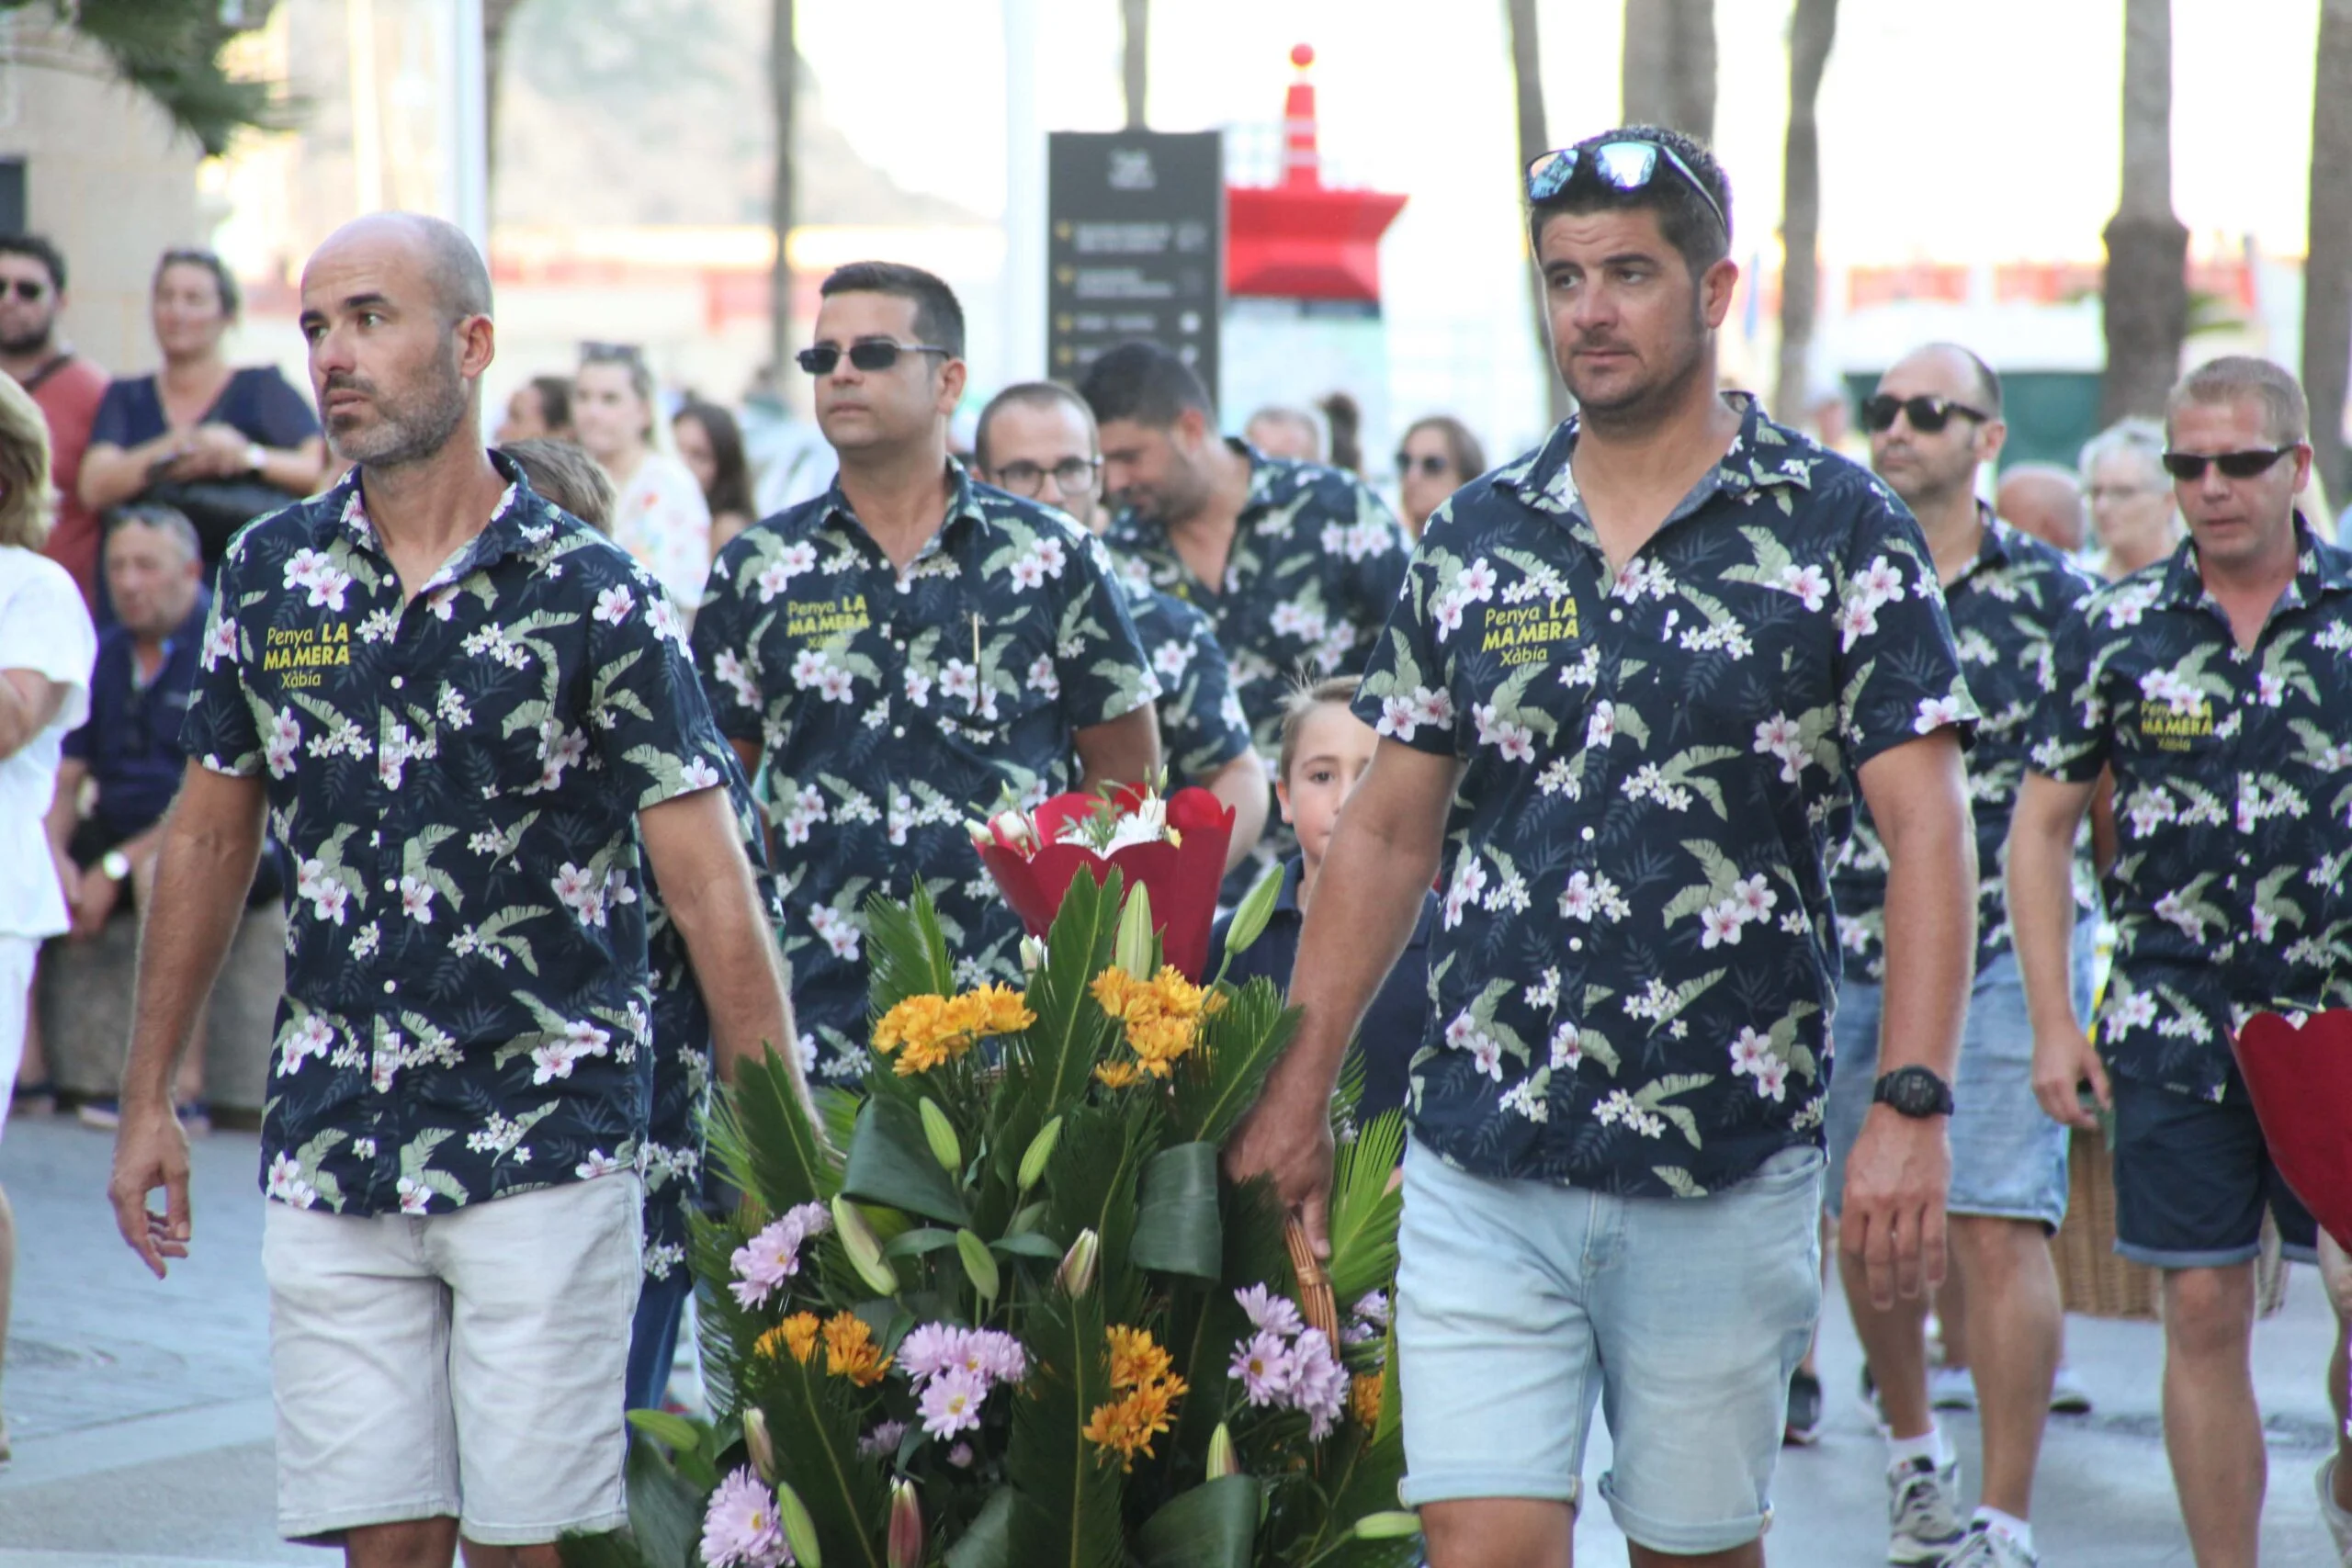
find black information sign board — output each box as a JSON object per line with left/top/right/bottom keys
{"left": 1046, "top": 130, "right": 1224, "bottom": 403}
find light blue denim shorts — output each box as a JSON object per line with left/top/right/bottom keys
{"left": 1395, "top": 1138, "right": 1824, "bottom": 1554}
{"left": 1824, "top": 925, "right": 2096, "bottom": 1231}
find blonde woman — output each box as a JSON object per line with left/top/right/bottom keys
{"left": 0, "top": 370, "right": 96, "bottom": 1460}
{"left": 573, "top": 345, "right": 711, "bottom": 612}
{"left": 2080, "top": 417, "right": 2182, "bottom": 579}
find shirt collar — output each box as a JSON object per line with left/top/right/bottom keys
{"left": 1498, "top": 391, "right": 1815, "bottom": 525}
{"left": 2153, "top": 513, "right": 2348, "bottom": 611}
{"left": 1949, "top": 502, "right": 2017, "bottom": 585}
{"left": 816, "top": 456, "right": 996, "bottom": 555}
{"left": 305, "top": 450, "right": 542, "bottom": 581}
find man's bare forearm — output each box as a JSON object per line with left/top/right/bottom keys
{"left": 125, "top": 784, "right": 265, "bottom": 1111}
{"left": 1876, "top": 807, "right": 1974, "bottom": 1081}
{"left": 668, "top": 872, "right": 800, "bottom": 1089}
{"left": 1075, "top": 704, "right": 1160, "bottom": 795}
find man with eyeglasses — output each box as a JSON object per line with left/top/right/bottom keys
{"left": 1078, "top": 340, "right": 1408, "bottom": 900}
{"left": 971, "top": 380, "right": 1266, "bottom": 870}
{"left": 2010, "top": 355, "right": 2352, "bottom": 1568}
{"left": 1228, "top": 124, "right": 1978, "bottom": 1568}
{"left": 0, "top": 236, "right": 109, "bottom": 618}
{"left": 1820, "top": 344, "right": 2100, "bottom": 1567}
{"left": 693, "top": 264, "right": 1160, "bottom": 1081}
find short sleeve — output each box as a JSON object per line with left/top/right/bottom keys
{"left": 0, "top": 553, "right": 96, "bottom": 732}
{"left": 689, "top": 537, "right": 766, "bottom": 747}
{"left": 1057, "top": 529, "right": 1159, "bottom": 728}
{"left": 1351, "top": 542, "right": 1460, "bottom": 758}
{"left": 585, "top": 563, "right": 735, "bottom": 810}
{"left": 1156, "top": 602, "right": 1252, "bottom": 782}
{"left": 87, "top": 378, "right": 140, "bottom": 450}
{"left": 1830, "top": 490, "right": 1978, "bottom": 772}
{"left": 2028, "top": 602, "right": 2110, "bottom": 784}
{"left": 235, "top": 366, "right": 322, "bottom": 448}
{"left": 178, "top": 547, "right": 262, "bottom": 776}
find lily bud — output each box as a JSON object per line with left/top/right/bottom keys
{"left": 1017, "top": 1114, "right": 1063, "bottom": 1192}
{"left": 1204, "top": 1421, "right": 1237, "bottom": 1480}
{"left": 1020, "top": 934, "right": 1046, "bottom": 976}
{"left": 1351, "top": 1510, "right": 1422, "bottom": 1540}
{"left": 1055, "top": 1226, "right": 1100, "bottom": 1297}
{"left": 742, "top": 1407, "right": 775, "bottom": 1482}
{"left": 831, "top": 1193, "right": 899, "bottom": 1296}
{"left": 918, "top": 1098, "right": 962, "bottom": 1173}
{"left": 1113, "top": 881, "right": 1157, "bottom": 976}
{"left": 956, "top": 1227, "right": 1001, "bottom": 1302}
{"left": 887, "top": 1478, "right": 924, "bottom": 1568}
{"left": 966, "top": 818, "right": 994, "bottom": 851}
{"left": 1221, "top": 862, "right": 1283, "bottom": 961}
{"left": 776, "top": 1479, "right": 824, "bottom": 1567}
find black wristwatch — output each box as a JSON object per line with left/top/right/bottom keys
{"left": 1871, "top": 1066, "right": 1954, "bottom": 1119}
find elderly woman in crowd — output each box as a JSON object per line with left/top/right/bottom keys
{"left": 0, "top": 372, "right": 97, "bottom": 1462}
{"left": 2080, "top": 416, "right": 2181, "bottom": 580}
{"left": 1394, "top": 413, "right": 1487, "bottom": 539}
{"left": 572, "top": 345, "right": 711, "bottom": 613}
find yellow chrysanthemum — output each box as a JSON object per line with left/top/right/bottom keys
{"left": 760, "top": 1312, "right": 820, "bottom": 1364}
{"left": 871, "top": 986, "right": 1035, "bottom": 1077}
{"left": 1083, "top": 1325, "right": 1188, "bottom": 1471}
{"left": 822, "top": 1311, "right": 892, "bottom": 1387}
{"left": 1351, "top": 1370, "right": 1384, "bottom": 1428}
{"left": 1107, "top": 1325, "right": 1174, "bottom": 1391}
{"left": 872, "top": 994, "right": 948, "bottom": 1059}
{"left": 1090, "top": 965, "right": 1209, "bottom": 1080}
{"left": 1092, "top": 1061, "right": 1143, "bottom": 1089}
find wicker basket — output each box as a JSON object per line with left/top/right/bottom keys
{"left": 1285, "top": 1217, "right": 1340, "bottom": 1341}
{"left": 2052, "top": 1124, "right": 2161, "bottom": 1319}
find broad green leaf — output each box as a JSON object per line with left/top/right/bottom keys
{"left": 623, "top": 1408, "right": 702, "bottom": 1454}
{"left": 1137, "top": 1475, "right": 1262, "bottom": 1568}
{"left": 942, "top": 1486, "right": 1018, "bottom": 1568}
{"left": 621, "top": 1438, "right": 705, "bottom": 1567}
{"left": 842, "top": 1099, "right": 971, "bottom": 1227}
{"left": 1130, "top": 1142, "right": 1223, "bottom": 1280}
{"left": 990, "top": 1230, "right": 1067, "bottom": 1261}
{"left": 883, "top": 1226, "right": 964, "bottom": 1259}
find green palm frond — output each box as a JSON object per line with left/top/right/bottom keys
{"left": 1324, "top": 1110, "right": 1405, "bottom": 1305}
{"left": 707, "top": 1043, "right": 841, "bottom": 1219}
{"left": 1002, "top": 1289, "right": 1125, "bottom": 1568}
{"left": 11, "top": 0, "right": 301, "bottom": 157}
{"left": 1169, "top": 976, "right": 1296, "bottom": 1146}
{"left": 746, "top": 1355, "right": 889, "bottom": 1568}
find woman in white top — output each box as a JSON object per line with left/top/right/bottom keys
{"left": 0, "top": 371, "right": 97, "bottom": 1460}
{"left": 572, "top": 347, "right": 711, "bottom": 613}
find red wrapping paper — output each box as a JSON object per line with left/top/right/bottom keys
{"left": 2233, "top": 1010, "right": 2352, "bottom": 1253}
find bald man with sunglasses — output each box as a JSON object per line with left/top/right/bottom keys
{"left": 2008, "top": 355, "right": 2352, "bottom": 1568}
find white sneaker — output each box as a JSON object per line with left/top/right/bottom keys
{"left": 2048, "top": 1362, "right": 2093, "bottom": 1415}
{"left": 1946, "top": 1520, "right": 2039, "bottom": 1567}
{"left": 1888, "top": 1454, "right": 1967, "bottom": 1564}
{"left": 2319, "top": 1458, "right": 2352, "bottom": 1564}
{"left": 1928, "top": 1364, "right": 1979, "bottom": 1411}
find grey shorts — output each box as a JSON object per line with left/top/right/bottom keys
{"left": 1826, "top": 928, "right": 2095, "bottom": 1230}
{"left": 262, "top": 1173, "right": 642, "bottom": 1546}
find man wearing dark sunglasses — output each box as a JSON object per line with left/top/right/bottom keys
{"left": 694, "top": 263, "right": 1160, "bottom": 1082}
{"left": 2011, "top": 355, "right": 2352, "bottom": 1568}
{"left": 1228, "top": 125, "right": 1978, "bottom": 1568}
{"left": 1826, "top": 344, "right": 2101, "bottom": 1568}
{"left": 0, "top": 235, "right": 109, "bottom": 618}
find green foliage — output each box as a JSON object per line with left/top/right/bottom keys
{"left": 1324, "top": 1110, "right": 1407, "bottom": 1306}
{"left": 743, "top": 1350, "right": 888, "bottom": 1567}
{"left": 707, "top": 1043, "right": 840, "bottom": 1219}
{"left": 842, "top": 1099, "right": 970, "bottom": 1227}
{"left": 1169, "top": 976, "right": 1297, "bottom": 1147}
{"left": 14, "top": 0, "right": 301, "bottom": 156}
{"left": 1129, "top": 1143, "right": 1223, "bottom": 1280}
{"left": 1137, "top": 1474, "right": 1261, "bottom": 1568}
{"left": 1002, "top": 1287, "right": 1125, "bottom": 1568}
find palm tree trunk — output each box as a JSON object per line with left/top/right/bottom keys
{"left": 769, "top": 0, "right": 797, "bottom": 385}
{"left": 1505, "top": 0, "right": 1574, "bottom": 428}
{"left": 2100, "top": 0, "right": 2189, "bottom": 423}
{"left": 1121, "top": 0, "right": 1148, "bottom": 130}
{"left": 1620, "top": 0, "right": 1716, "bottom": 141}
{"left": 1774, "top": 0, "right": 1837, "bottom": 425}
{"left": 2301, "top": 0, "right": 2352, "bottom": 501}
{"left": 481, "top": 0, "right": 525, "bottom": 203}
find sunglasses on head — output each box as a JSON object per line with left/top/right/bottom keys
{"left": 1860, "top": 393, "right": 1991, "bottom": 434}
{"left": 580, "top": 341, "right": 643, "bottom": 365}
{"left": 1525, "top": 138, "right": 1729, "bottom": 238}
{"left": 795, "top": 341, "right": 952, "bottom": 376}
{"left": 3, "top": 279, "right": 47, "bottom": 302}
{"left": 2159, "top": 446, "right": 2299, "bottom": 481}
{"left": 1396, "top": 452, "right": 1452, "bottom": 478}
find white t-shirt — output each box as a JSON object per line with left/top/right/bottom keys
{"left": 0, "top": 545, "right": 96, "bottom": 940}
{"left": 608, "top": 451, "right": 714, "bottom": 612}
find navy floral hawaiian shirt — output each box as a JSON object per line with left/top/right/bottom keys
{"left": 180, "top": 458, "right": 736, "bottom": 1216}
{"left": 692, "top": 461, "right": 1157, "bottom": 1082}
{"left": 640, "top": 750, "right": 779, "bottom": 1281}
{"left": 1356, "top": 395, "right": 1977, "bottom": 1198}
{"left": 2028, "top": 521, "right": 2352, "bottom": 1100}
{"left": 1122, "top": 576, "right": 1252, "bottom": 789}
{"left": 1103, "top": 439, "right": 1408, "bottom": 890}
{"left": 1832, "top": 512, "right": 2098, "bottom": 980}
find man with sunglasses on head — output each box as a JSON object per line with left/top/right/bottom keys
{"left": 2009, "top": 355, "right": 2352, "bottom": 1568}
{"left": 1227, "top": 125, "right": 1978, "bottom": 1568}
{"left": 972, "top": 380, "right": 1265, "bottom": 870}
{"left": 693, "top": 264, "right": 1160, "bottom": 1082}
{"left": 0, "top": 236, "right": 109, "bottom": 618}
{"left": 1078, "top": 340, "right": 1408, "bottom": 900}
{"left": 1822, "top": 345, "right": 2100, "bottom": 1568}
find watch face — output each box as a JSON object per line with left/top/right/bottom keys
{"left": 1880, "top": 1066, "right": 1948, "bottom": 1116}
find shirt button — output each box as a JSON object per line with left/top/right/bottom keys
{"left": 382, "top": 878, "right": 397, "bottom": 893}
{"left": 1580, "top": 826, "right": 1596, "bottom": 841}
{"left": 382, "top": 979, "right": 397, "bottom": 994}
{"left": 390, "top": 675, "right": 404, "bottom": 690}
{"left": 1611, "top": 608, "right": 1624, "bottom": 623}
{"left": 892, "top": 726, "right": 906, "bottom": 739}
{"left": 1569, "top": 938, "right": 1584, "bottom": 953}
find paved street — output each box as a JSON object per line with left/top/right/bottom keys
{"left": 1, "top": 1111, "right": 2345, "bottom": 1564}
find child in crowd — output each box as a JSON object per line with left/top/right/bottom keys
{"left": 1209, "top": 675, "right": 1436, "bottom": 1123}
{"left": 500, "top": 437, "right": 617, "bottom": 531}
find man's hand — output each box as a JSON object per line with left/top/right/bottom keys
{"left": 2032, "top": 1022, "right": 2109, "bottom": 1130}
{"left": 1838, "top": 1107, "right": 1951, "bottom": 1311}
{"left": 70, "top": 863, "right": 120, "bottom": 939}
{"left": 1224, "top": 1071, "right": 1338, "bottom": 1257}
{"left": 109, "top": 1104, "right": 194, "bottom": 1279}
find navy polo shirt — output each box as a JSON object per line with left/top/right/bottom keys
{"left": 62, "top": 587, "right": 210, "bottom": 839}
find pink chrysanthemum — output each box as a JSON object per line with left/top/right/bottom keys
{"left": 698, "top": 1465, "right": 791, "bottom": 1568}
{"left": 1229, "top": 1328, "right": 1298, "bottom": 1406}
{"left": 1233, "top": 1282, "right": 1304, "bottom": 1338}
{"left": 919, "top": 1364, "right": 990, "bottom": 1440}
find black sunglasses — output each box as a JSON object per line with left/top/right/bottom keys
{"left": 2160, "top": 446, "right": 2299, "bottom": 481}
{"left": 992, "top": 457, "right": 1100, "bottom": 496}
{"left": 1860, "top": 393, "right": 1991, "bottom": 434}
{"left": 1525, "top": 139, "right": 1729, "bottom": 238}
{"left": 796, "top": 341, "right": 952, "bottom": 376}
{"left": 580, "top": 341, "right": 644, "bottom": 364}
{"left": 3, "top": 279, "right": 46, "bottom": 302}
{"left": 1396, "top": 452, "right": 1452, "bottom": 478}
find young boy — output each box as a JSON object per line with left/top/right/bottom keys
{"left": 1209, "top": 675, "right": 1437, "bottom": 1122}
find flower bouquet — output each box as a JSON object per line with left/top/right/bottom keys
{"left": 563, "top": 856, "right": 1419, "bottom": 1567}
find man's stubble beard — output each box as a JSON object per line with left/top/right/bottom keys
{"left": 1559, "top": 301, "right": 1712, "bottom": 440}
{"left": 331, "top": 349, "right": 470, "bottom": 469}
{"left": 0, "top": 320, "right": 55, "bottom": 357}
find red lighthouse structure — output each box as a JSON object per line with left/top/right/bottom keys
{"left": 1225, "top": 45, "right": 1408, "bottom": 304}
